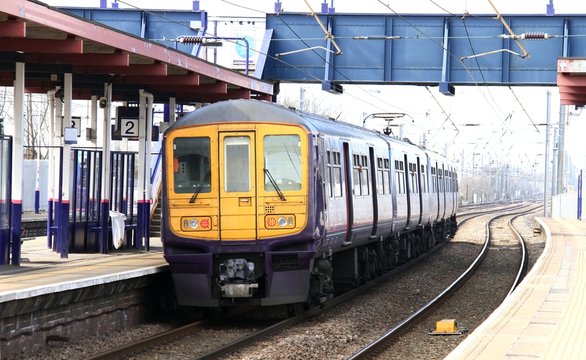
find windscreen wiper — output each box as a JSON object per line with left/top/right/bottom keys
{"left": 263, "top": 168, "right": 286, "bottom": 201}
{"left": 189, "top": 169, "right": 210, "bottom": 204}
{"left": 189, "top": 184, "right": 202, "bottom": 203}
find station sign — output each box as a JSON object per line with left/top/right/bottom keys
{"left": 62, "top": 116, "right": 81, "bottom": 137}
{"left": 112, "top": 106, "right": 158, "bottom": 141}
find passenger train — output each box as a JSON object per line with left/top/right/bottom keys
{"left": 161, "top": 99, "right": 458, "bottom": 307}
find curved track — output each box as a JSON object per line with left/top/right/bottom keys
{"left": 85, "top": 204, "right": 539, "bottom": 359}
{"left": 347, "top": 203, "right": 540, "bottom": 359}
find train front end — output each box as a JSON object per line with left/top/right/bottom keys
{"left": 162, "top": 109, "right": 315, "bottom": 307}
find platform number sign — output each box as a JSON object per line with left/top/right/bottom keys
{"left": 70, "top": 116, "right": 81, "bottom": 135}
{"left": 120, "top": 118, "right": 139, "bottom": 138}
{"left": 62, "top": 116, "right": 81, "bottom": 137}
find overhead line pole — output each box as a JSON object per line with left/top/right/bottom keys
{"left": 544, "top": 91, "right": 551, "bottom": 217}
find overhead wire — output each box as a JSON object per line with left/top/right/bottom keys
{"left": 424, "top": 86, "right": 459, "bottom": 134}
{"left": 116, "top": 0, "right": 411, "bottom": 117}
{"left": 424, "top": 0, "right": 543, "bottom": 151}
{"left": 269, "top": 12, "right": 416, "bottom": 114}
{"left": 508, "top": 86, "right": 541, "bottom": 134}
{"left": 426, "top": 0, "right": 507, "bottom": 117}
{"left": 373, "top": 0, "right": 509, "bottom": 123}
{"left": 116, "top": 0, "right": 544, "bottom": 156}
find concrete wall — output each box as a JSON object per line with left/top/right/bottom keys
{"left": 22, "top": 160, "right": 48, "bottom": 212}
{"left": 0, "top": 272, "right": 173, "bottom": 358}
{"left": 551, "top": 191, "right": 586, "bottom": 221}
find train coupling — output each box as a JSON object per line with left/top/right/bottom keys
{"left": 219, "top": 258, "right": 259, "bottom": 298}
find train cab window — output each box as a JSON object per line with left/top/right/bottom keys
{"left": 224, "top": 136, "right": 251, "bottom": 192}
{"left": 173, "top": 137, "right": 211, "bottom": 194}
{"left": 394, "top": 160, "right": 406, "bottom": 194}
{"left": 263, "top": 135, "right": 302, "bottom": 191}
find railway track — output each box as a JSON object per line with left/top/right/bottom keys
{"left": 86, "top": 237, "right": 446, "bottom": 360}
{"left": 83, "top": 203, "right": 542, "bottom": 360}
{"left": 348, "top": 203, "right": 542, "bottom": 359}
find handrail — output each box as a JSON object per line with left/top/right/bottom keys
{"left": 150, "top": 149, "right": 163, "bottom": 219}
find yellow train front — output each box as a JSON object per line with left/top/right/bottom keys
{"left": 162, "top": 100, "right": 320, "bottom": 307}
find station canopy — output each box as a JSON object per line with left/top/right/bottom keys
{"left": 0, "top": 0, "right": 273, "bottom": 103}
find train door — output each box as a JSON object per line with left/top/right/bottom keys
{"left": 433, "top": 162, "right": 440, "bottom": 221}
{"left": 218, "top": 132, "right": 257, "bottom": 243}
{"left": 343, "top": 142, "right": 354, "bottom": 244}
{"left": 404, "top": 154, "right": 412, "bottom": 228}
{"left": 440, "top": 163, "right": 446, "bottom": 219}
{"left": 369, "top": 147, "right": 378, "bottom": 236}
{"left": 416, "top": 156, "right": 423, "bottom": 225}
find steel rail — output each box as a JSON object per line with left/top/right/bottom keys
{"left": 505, "top": 206, "right": 543, "bottom": 297}
{"left": 86, "top": 320, "right": 206, "bottom": 360}
{"left": 347, "top": 204, "right": 539, "bottom": 359}
{"left": 86, "top": 205, "right": 535, "bottom": 360}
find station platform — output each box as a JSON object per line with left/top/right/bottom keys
{"left": 446, "top": 217, "right": 586, "bottom": 359}
{"left": 0, "top": 232, "right": 168, "bottom": 303}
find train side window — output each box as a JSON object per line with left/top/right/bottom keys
{"left": 431, "top": 167, "right": 437, "bottom": 193}
{"left": 225, "top": 136, "right": 250, "bottom": 192}
{"left": 409, "top": 163, "right": 418, "bottom": 194}
{"left": 420, "top": 164, "right": 427, "bottom": 193}
{"left": 332, "top": 151, "right": 342, "bottom": 197}
{"left": 394, "top": 160, "right": 405, "bottom": 194}
{"left": 383, "top": 158, "right": 390, "bottom": 195}
{"left": 444, "top": 170, "right": 448, "bottom": 193}
{"left": 352, "top": 154, "right": 361, "bottom": 196}
{"left": 361, "top": 155, "right": 369, "bottom": 196}
{"left": 326, "top": 150, "right": 333, "bottom": 197}
{"left": 352, "top": 153, "right": 369, "bottom": 196}
{"left": 173, "top": 137, "right": 211, "bottom": 194}
{"left": 264, "top": 135, "right": 302, "bottom": 191}
{"left": 377, "top": 157, "right": 388, "bottom": 195}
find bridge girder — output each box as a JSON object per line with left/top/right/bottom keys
{"left": 263, "top": 13, "right": 586, "bottom": 95}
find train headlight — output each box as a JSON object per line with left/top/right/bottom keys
{"left": 181, "top": 216, "right": 212, "bottom": 231}
{"left": 278, "top": 217, "right": 287, "bottom": 227}
{"left": 265, "top": 214, "right": 295, "bottom": 229}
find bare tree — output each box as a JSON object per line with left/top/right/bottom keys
{"left": 0, "top": 88, "right": 12, "bottom": 136}
{"left": 24, "top": 93, "right": 50, "bottom": 159}
{"left": 0, "top": 88, "right": 50, "bottom": 159}
{"left": 278, "top": 87, "right": 340, "bottom": 119}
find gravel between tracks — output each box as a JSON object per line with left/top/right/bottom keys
{"left": 11, "top": 212, "right": 545, "bottom": 360}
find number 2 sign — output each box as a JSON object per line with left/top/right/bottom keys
{"left": 120, "top": 118, "right": 138, "bottom": 137}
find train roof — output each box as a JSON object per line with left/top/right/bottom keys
{"left": 168, "top": 99, "right": 298, "bottom": 129}
{"left": 166, "top": 99, "right": 453, "bottom": 165}
{"left": 167, "top": 99, "right": 369, "bottom": 137}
